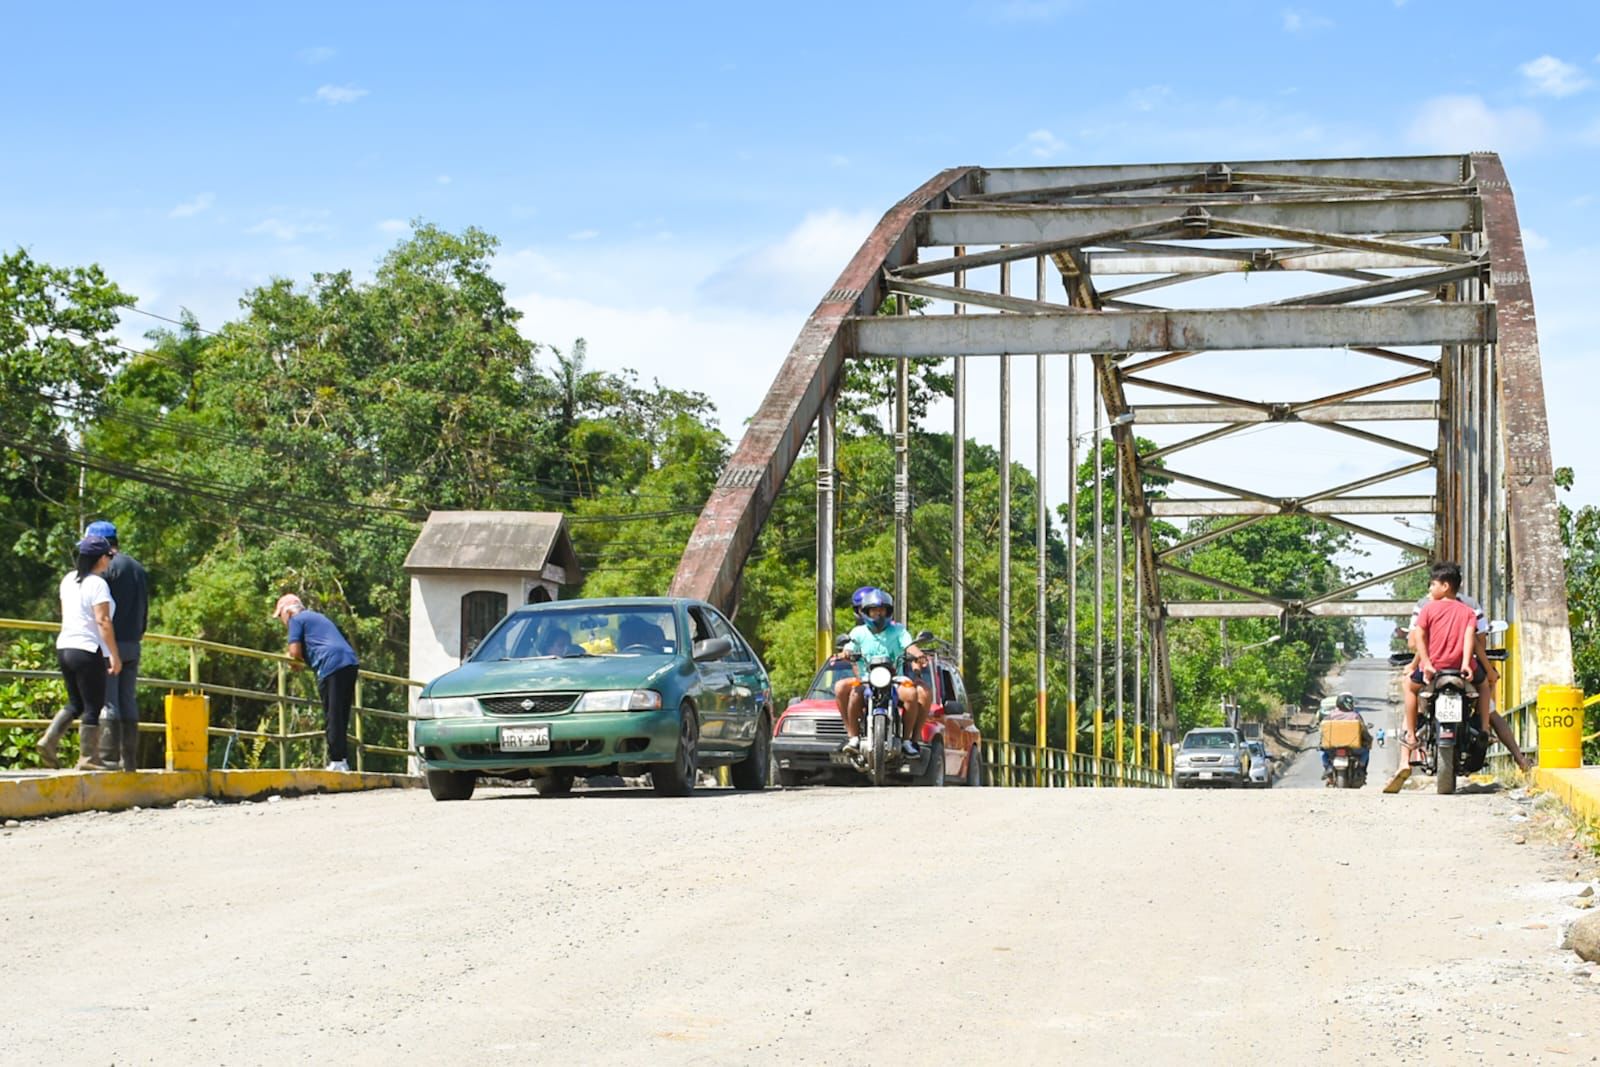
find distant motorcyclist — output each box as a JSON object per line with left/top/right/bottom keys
{"left": 1320, "top": 692, "right": 1372, "bottom": 784}
{"left": 833, "top": 589, "right": 930, "bottom": 757}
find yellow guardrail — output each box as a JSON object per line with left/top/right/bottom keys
{"left": 0, "top": 617, "right": 422, "bottom": 772}
{"left": 983, "top": 721, "right": 1172, "bottom": 789}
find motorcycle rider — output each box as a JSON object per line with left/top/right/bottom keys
{"left": 1394, "top": 575, "right": 1532, "bottom": 777}
{"left": 833, "top": 588, "right": 931, "bottom": 758}
{"left": 1320, "top": 692, "right": 1372, "bottom": 784}
{"left": 1386, "top": 562, "right": 1480, "bottom": 791}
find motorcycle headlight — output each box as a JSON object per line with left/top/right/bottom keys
{"left": 867, "top": 666, "right": 893, "bottom": 689}
{"left": 574, "top": 689, "right": 663, "bottom": 712}
{"left": 780, "top": 716, "right": 817, "bottom": 737}
{"left": 415, "top": 697, "right": 481, "bottom": 719}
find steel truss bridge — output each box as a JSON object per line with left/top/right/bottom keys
{"left": 671, "top": 154, "right": 1572, "bottom": 761}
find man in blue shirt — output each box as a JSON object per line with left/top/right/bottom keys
{"left": 273, "top": 593, "right": 360, "bottom": 771}
{"left": 833, "top": 588, "right": 930, "bottom": 758}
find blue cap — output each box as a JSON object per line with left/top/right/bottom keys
{"left": 85, "top": 520, "right": 117, "bottom": 541}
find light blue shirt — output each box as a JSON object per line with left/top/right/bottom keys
{"left": 846, "top": 622, "right": 915, "bottom": 665}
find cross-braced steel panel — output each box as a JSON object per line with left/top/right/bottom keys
{"left": 671, "top": 155, "right": 1572, "bottom": 740}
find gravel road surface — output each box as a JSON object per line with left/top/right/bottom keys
{"left": 3, "top": 696, "right": 1597, "bottom": 1063}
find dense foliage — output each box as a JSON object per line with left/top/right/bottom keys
{"left": 2, "top": 229, "right": 1373, "bottom": 767}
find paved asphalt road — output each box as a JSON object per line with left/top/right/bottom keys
{"left": 1278, "top": 657, "right": 1402, "bottom": 791}
{"left": 2, "top": 661, "right": 1597, "bottom": 1063}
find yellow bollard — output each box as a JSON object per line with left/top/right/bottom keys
{"left": 165, "top": 693, "right": 209, "bottom": 772}
{"left": 1067, "top": 702, "right": 1077, "bottom": 787}
{"left": 1536, "top": 684, "right": 1585, "bottom": 769}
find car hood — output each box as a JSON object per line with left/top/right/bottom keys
{"left": 782, "top": 697, "right": 841, "bottom": 717}
{"left": 426, "top": 654, "right": 682, "bottom": 697}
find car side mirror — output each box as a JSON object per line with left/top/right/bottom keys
{"left": 913, "top": 630, "right": 935, "bottom": 645}
{"left": 1484, "top": 648, "right": 1508, "bottom": 662}
{"left": 1388, "top": 652, "right": 1413, "bottom": 666}
{"left": 693, "top": 637, "right": 732, "bottom": 662}
{"left": 942, "top": 699, "right": 966, "bottom": 717}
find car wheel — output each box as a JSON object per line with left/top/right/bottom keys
{"left": 533, "top": 770, "right": 574, "bottom": 796}
{"left": 651, "top": 702, "right": 699, "bottom": 797}
{"left": 918, "top": 739, "right": 946, "bottom": 786}
{"left": 426, "top": 768, "right": 475, "bottom": 802}
{"left": 730, "top": 710, "right": 771, "bottom": 791}
{"left": 966, "top": 748, "right": 985, "bottom": 787}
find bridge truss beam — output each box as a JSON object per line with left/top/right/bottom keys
{"left": 673, "top": 154, "right": 1572, "bottom": 752}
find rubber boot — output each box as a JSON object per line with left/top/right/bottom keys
{"left": 38, "top": 706, "right": 75, "bottom": 769}
{"left": 120, "top": 719, "right": 139, "bottom": 772}
{"left": 75, "top": 723, "right": 112, "bottom": 771}
{"left": 99, "top": 718, "right": 121, "bottom": 768}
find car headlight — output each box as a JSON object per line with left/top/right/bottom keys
{"left": 415, "top": 697, "right": 481, "bottom": 719}
{"left": 574, "top": 689, "right": 663, "bottom": 712}
{"left": 1175, "top": 753, "right": 1193, "bottom": 765}
{"left": 867, "top": 665, "right": 893, "bottom": 688}
{"left": 780, "top": 716, "right": 817, "bottom": 736}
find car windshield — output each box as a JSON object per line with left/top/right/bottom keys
{"left": 469, "top": 606, "right": 679, "bottom": 662}
{"left": 805, "top": 656, "right": 934, "bottom": 700}
{"left": 1183, "top": 732, "right": 1238, "bottom": 750}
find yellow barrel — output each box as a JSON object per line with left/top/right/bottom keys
{"left": 165, "top": 693, "right": 210, "bottom": 772}
{"left": 1536, "top": 684, "right": 1584, "bottom": 769}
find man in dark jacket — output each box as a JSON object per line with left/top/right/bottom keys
{"left": 86, "top": 521, "right": 148, "bottom": 771}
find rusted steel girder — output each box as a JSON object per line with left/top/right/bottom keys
{"left": 669, "top": 167, "right": 980, "bottom": 613}
{"left": 1474, "top": 153, "right": 1575, "bottom": 688}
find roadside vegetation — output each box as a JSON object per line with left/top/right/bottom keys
{"left": 3, "top": 226, "right": 1371, "bottom": 768}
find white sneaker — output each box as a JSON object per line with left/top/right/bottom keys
{"left": 842, "top": 737, "right": 862, "bottom": 754}
{"left": 901, "top": 740, "right": 920, "bottom": 758}
{"left": 325, "top": 760, "right": 350, "bottom": 772}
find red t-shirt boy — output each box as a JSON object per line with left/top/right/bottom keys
{"left": 1414, "top": 595, "right": 1477, "bottom": 682}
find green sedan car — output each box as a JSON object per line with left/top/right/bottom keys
{"left": 414, "top": 597, "right": 774, "bottom": 800}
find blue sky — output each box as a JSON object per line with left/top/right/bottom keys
{"left": 5, "top": 1, "right": 1600, "bottom": 636}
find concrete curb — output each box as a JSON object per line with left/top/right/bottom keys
{"left": 0, "top": 768, "right": 419, "bottom": 820}
{"left": 1533, "top": 766, "right": 1600, "bottom": 826}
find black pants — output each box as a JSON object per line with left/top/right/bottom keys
{"left": 57, "top": 647, "right": 108, "bottom": 727}
{"left": 318, "top": 664, "right": 359, "bottom": 762}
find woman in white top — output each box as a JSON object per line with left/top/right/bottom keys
{"left": 40, "top": 534, "right": 123, "bottom": 770}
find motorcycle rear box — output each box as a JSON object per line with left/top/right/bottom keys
{"left": 1320, "top": 719, "right": 1364, "bottom": 749}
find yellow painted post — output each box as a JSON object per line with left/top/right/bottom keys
{"left": 814, "top": 629, "right": 833, "bottom": 671}
{"left": 1503, "top": 623, "right": 1519, "bottom": 711}
{"left": 188, "top": 646, "right": 200, "bottom": 685}
{"left": 1067, "top": 701, "right": 1078, "bottom": 787}
{"left": 1000, "top": 677, "right": 1011, "bottom": 787}
{"left": 276, "top": 661, "right": 288, "bottom": 769}
{"left": 1036, "top": 692, "right": 1047, "bottom": 788}
{"left": 354, "top": 678, "right": 365, "bottom": 773}
{"left": 1093, "top": 707, "right": 1103, "bottom": 787}
{"left": 1133, "top": 722, "right": 1142, "bottom": 775}
{"left": 1536, "top": 684, "right": 1585, "bottom": 769}
{"left": 1115, "top": 719, "right": 1125, "bottom": 787}
{"left": 165, "top": 693, "right": 209, "bottom": 771}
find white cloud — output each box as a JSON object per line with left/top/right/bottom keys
{"left": 1019, "top": 128, "right": 1066, "bottom": 159}
{"left": 986, "top": 1, "right": 1073, "bottom": 21}
{"left": 1519, "top": 55, "right": 1589, "bottom": 97}
{"left": 1521, "top": 228, "right": 1549, "bottom": 251}
{"left": 313, "top": 84, "right": 368, "bottom": 105}
{"left": 697, "top": 209, "right": 876, "bottom": 310}
{"left": 297, "top": 46, "right": 335, "bottom": 64}
{"left": 1127, "top": 85, "right": 1171, "bottom": 112}
{"left": 168, "top": 192, "right": 215, "bottom": 219}
{"left": 1282, "top": 9, "right": 1333, "bottom": 33}
{"left": 1407, "top": 94, "right": 1544, "bottom": 153}
{"left": 376, "top": 218, "right": 408, "bottom": 234}
{"left": 567, "top": 229, "right": 600, "bottom": 241}
{"left": 247, "top": 218, "right": 327, "bottom": 241}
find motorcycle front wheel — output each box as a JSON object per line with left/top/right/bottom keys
{"left": 870, "top": 716, "right": 889, "bottom": 788}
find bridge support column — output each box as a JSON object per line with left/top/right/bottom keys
{"left": 815, "top": 392, "right": 836, "bottom": 667}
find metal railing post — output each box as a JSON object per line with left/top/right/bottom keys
{"left": 277, "top": 661, "right": 288, "bottom": 769}
{"left": 354, "top": 678, "right": 365, "bottom": 773}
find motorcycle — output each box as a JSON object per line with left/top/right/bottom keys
{"left": 1324, "top": 746, "right": 1367, "bottom": 789}
{"left": 1388, "top": 645, "right": 1507, "bottom": 795}
{"left": 831, "top": 630, "right": 940, "bottom": 787}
